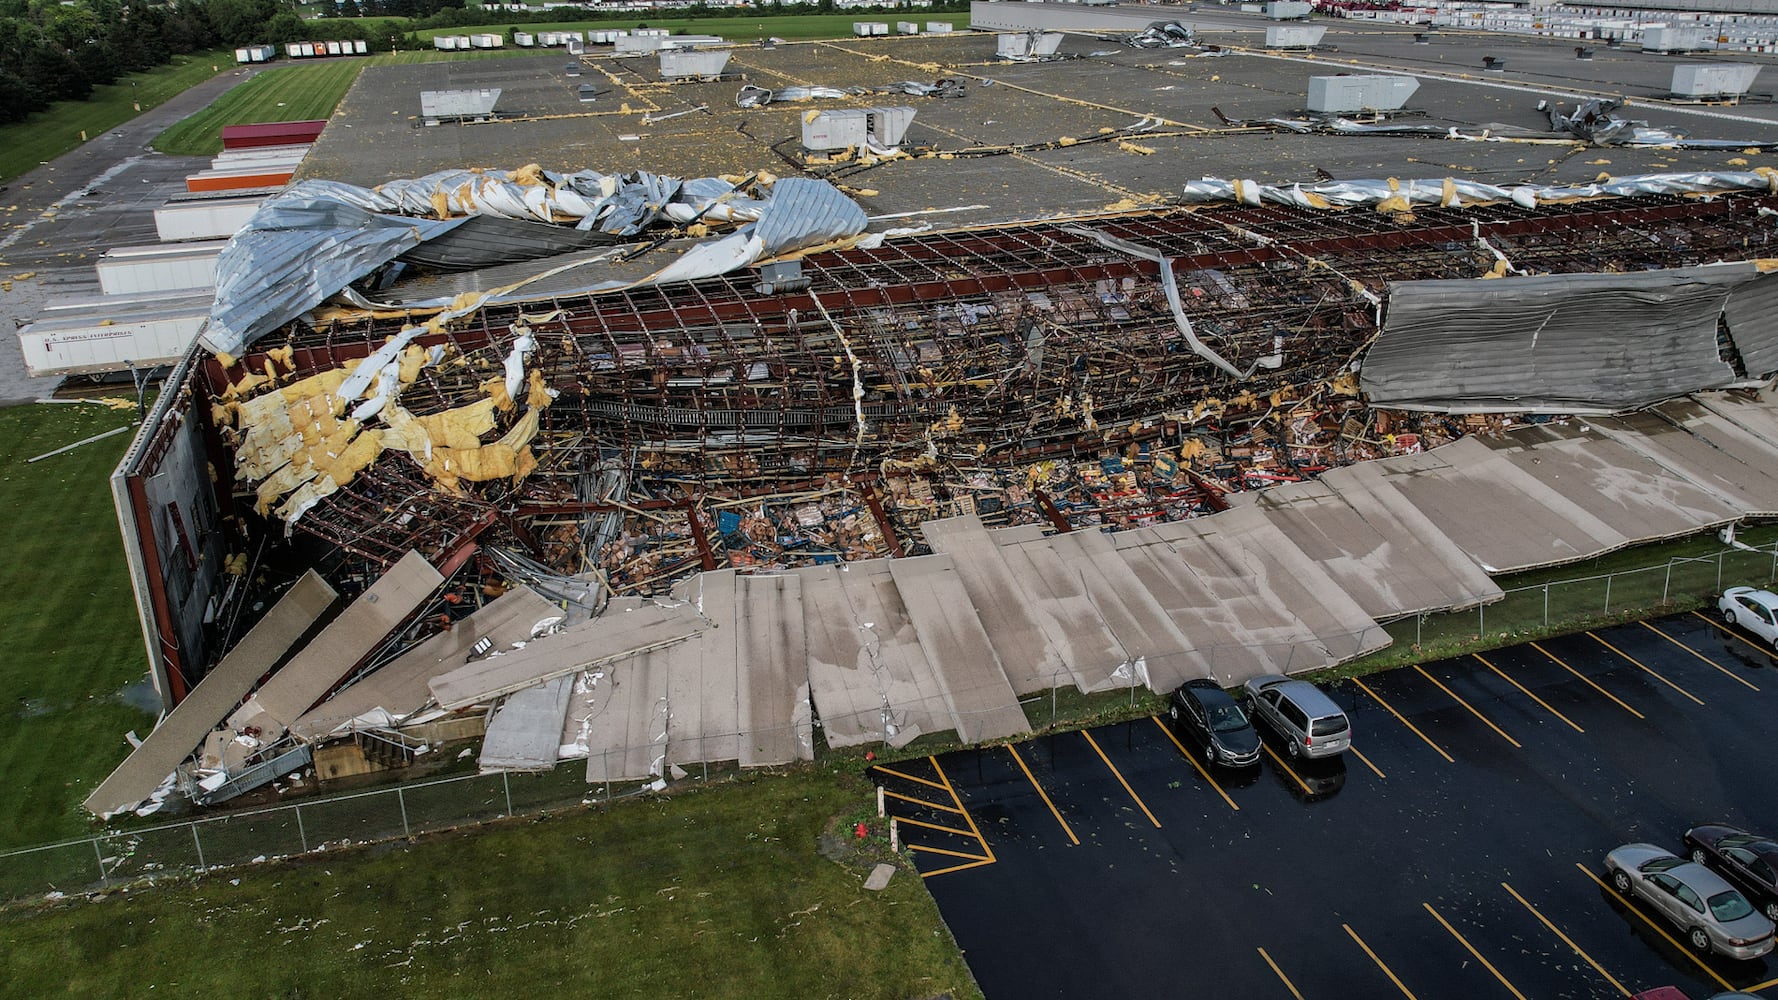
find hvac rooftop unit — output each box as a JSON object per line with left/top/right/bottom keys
{"left": 898, "top": 21, "right": 920, "bottom": 34}
{"left": 927, "top": 22, "right": 953, "bottom": 32}
{"left": 1643, "top": 25, "right": 1711, "bottom": 53}
{"left": 660, "top": 49, "right": 731, "bottom": 80}
{"left": 1306, "top": 74, "right": 1418, "bottom": 113}
{"left": 802, "top": 107, "right": 917, "bottom": 152}
{"left": 1670, "top": 63, "right": 1760, "bottom": 96}
{"left": 853, "top": 22, "right": 888, "bottom": 36}
{"left": 614, "top": 34, "right": 664, "bottom": 54}
{"left": 419, "top": 88, "right": 501, "bottom": 123}
{"left": 566, "top": 38, "right": 584, "bottom": 56}
{"left": 1266, "top": 25, "right": 1327, "bottom": 48}
{"left": 998, "top": 31, "right": 1063, "bottom": 59}
{"left": 1265, "top": 1, "right": 1312, "bottom": 19}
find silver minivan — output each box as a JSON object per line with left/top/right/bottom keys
{"left": 1240, "top": 674, "right": 1350, "bottom": 759}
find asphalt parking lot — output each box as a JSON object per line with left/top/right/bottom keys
{"left": 873, "top": 609, "right": 1778, "bottom": 1000}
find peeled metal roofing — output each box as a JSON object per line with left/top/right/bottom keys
{"left": 1722, "top": 271, "right": 1778, "bottom": 379}
{"left": 1362, "top": 264, "right": 1751, "bottom": 413}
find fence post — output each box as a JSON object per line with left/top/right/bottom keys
{"left": 92, "top": 839, "right": 108, "bottom": 884}
{"left": 1543, "top": 583, "right": 1550, "bottom": 627}
{"left": 1718, "top": 551, "right": 1724, "bottom": 591}
{"left": 1479, "top": 601, "right": 1486, "bottom": 636}
{"left": 503, "top": 772, "right": 513, "bottom": 817}
{"left": 191, "top": 825, "right": 207, "bottom": 872}
{"left": 1663, "top": 562, "right": 1672, "bottom": 605}
{"left": 1416, "top": 613, "right": 1422, "bottom": 647}
{"left": 1770, "top": 542, "right": 1776, "bottom": 583}
{"left": 398, "top": 786, "right": 410, "bottom": 838}
{"left": 295, "top": 803, "right": 308, "bottom": 852}
{"left": 1604, "top": 573, "right": 1613, "bottom": 615}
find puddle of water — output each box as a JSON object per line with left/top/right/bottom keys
{"left": 116, "top": 674, "right": 163, "bottom": 716}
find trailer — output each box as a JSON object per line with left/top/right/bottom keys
{"left": 186, "top": 166, "right": 295, "bottom": 193}
{"left": 514, "top": 32, "right": 534, "bottom": 46}
{"left": 96, "top": 242, "right": 226, "bottom": 296}
{"left": 220, "top": 121, "right": 326, "bottom": 150}
{"left": 19, "top": 294, "right": 212, "bottom": 377}
{"left": 233, "top": 45, "right": 275, "bottom": 64}
{"left": 153, "top": 196, "right": 266, "bottom": 243}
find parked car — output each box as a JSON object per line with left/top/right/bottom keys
{"left": 1168, "top": 679, "right": 1260, "bottom": 768}
{"left": 1605, "top": 843, "right": 1775, "bottom": 960}
{"left": 1718, "top": 587, "right": 1778, "bottom": 649}
{"left": 1240, "top": 674, "right": 1351, "bottom": 759}
{"left": 1685, "top": 824, "right": 1778, "bottom": 923}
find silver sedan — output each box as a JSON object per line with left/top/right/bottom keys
{"left": 1606, "top": 843, "right": 1776, "bottom": 960}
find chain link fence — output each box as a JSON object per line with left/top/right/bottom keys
{"left": 6, "top": 539, "right": 1774, "bottom": 903}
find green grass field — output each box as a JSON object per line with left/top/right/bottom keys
{"left": 406, "top": 13, "right": 953, "bottom": 42}
{"left": 0, "top": 403, "right": 154, "bottom": 850}
{"left": 151, "top": 50, "right": 527, "bottom": 156}
{"left": 0, "top": 770, "right": 982, "bottom": 1000}
{"left": 0, "top": 50, "right": 236, "bottom": 185}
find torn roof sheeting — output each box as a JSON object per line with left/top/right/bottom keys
{"left": 1178, "top": 170, "right": 1778, "bottom": 211}
{"left": 1360, "top": 264, "right": 1757, "bottom": 414}
{"left": 202, "top": 169, "right": 867, "bottom": 357}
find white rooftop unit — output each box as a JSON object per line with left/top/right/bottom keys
{"left": 1266, "top": 1, "right": 1313, "bottom": 19}
{"left": 1643, "top": 25, "right": 1712, "bottom": 52}
{"left": 1670, "top": 63, "right": 1760, "bottom": 95}
{"left": 801, "top": 107, "right": 916, "bottom": 152}
{"left": 96, "top": 241, "right": 226, "bottom": 296}
{"left": 927, "top": 21, "right": 953, "bottom": 32}
{"left": 565, "top": 37, "right": 584, "bottom": 56}
{"left": 1306, "top": 74, "right": 1419, "bottom": 112}
{"left": 1266, "top": 24, "right": 1327, "bottom": 47}
{"left": 420, "top": 88, "right": 502, "bottom": 122}
{"left": 898, "top": 21, "right": 921, "bottom": 33}
{"left": 853, "top": 21, "right": 889, "bottom": 36}
{"left": 663, "top": 34, "right": 725, "bottom": 49}
{"left": 614, "top": 34, "right": 665, "bottom": 54}
{"left": 998, "top": 31, "right": 1063, "bottom": 58}
{"left": 660, "top": 49, "right": 731, "bottom": 80}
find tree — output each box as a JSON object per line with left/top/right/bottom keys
{"left": 206, "top": 0, "right": 278, "bottom": 46}
{"left": 0, "top": 66, "right": 42, "bottom": 122}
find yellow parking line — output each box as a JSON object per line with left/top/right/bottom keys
{"left": 1352, "top": 677, "right": 1454, "bottom": 763}
{"left": 1150, "top": 715, "right": 1239, "bottom": 812}
{"left": 1587, "top": 631, "right": 1705, "bottom": 706}
{"left": 894, "top": 815, "right": 980, "bottom": 839}
{"left": 1691, "top": 609, "right": 1778, "bottom": 658}
{"left": 1500, "top": 881, "right": 1630, "bottom": 997}
{"left": 1344, "top": 923, "right": 1420, "bottom": 999}
{"left": 874, "top": 765, "right": 949, "bottom": 792}
{"left": 1743, "top": 974, "right": 1778, "bottom": 993}
{"left": 1473, "top": 654, "right": 1585, "bottom": 733}
{"left": 1007, "top": 744, "right": 1079, "bottom": 846}
{"left": 930, "top": 756, "right": 996, "bottom": 865}
{"left": 1351, "top": 745, "right": 1387, "bottom": 779}
{"left": 1257, "top": 947, "right": 1306, "bottom": 1000}
{"left": 1639, "top": 621, "right": 1761, "bottom": 692}
{"left": 1261, "top": 742, "right": 1314, "bottom": 796}
{"left": 1423, "top": 903, "right": 1528, "bottom": 1000}
{"left": 1082, "top": 731, "right": 1160, "bottom": 828}
{"left": 907, "top": 843, "right": 992, "bottom": 862}
{"left": 1414, "top": 665, "right": 1521, "bottom": 748}
{"left": 883, "top": 788, "right": 964, "bottom": 814}
{"left": 1575, "top": 863, "right": 1736, "bottom": 993}
{"left": 1530, "top": 642, "right": 1645, "bottom": 719}
{"left": 919, "top": 858, "right": 997, "bottom": 878}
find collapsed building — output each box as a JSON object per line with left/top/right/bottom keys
{"left": 86, "top": 12, "right": 1778, "bottom": 815}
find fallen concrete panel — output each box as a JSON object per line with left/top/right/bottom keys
{"left": 665, "top": 571, "right": 742, "bottom": 768}
{"left": 479, "top": 674, "right": 574, "bottom": 771}
{"left": 735, "top": 572, "right": 812, "bottom": 766}
{"left": 1044, "top": 529, "right": 1195, "bottom": 669}
{"left": 989, "top": 528, "right": 1132, "bottom": 692}
{"left": 1594, "top": 409, "right": 1778, "bottom": 519}
{"left": 228, "top": 552, "right": 439, "bottom": 738}
{"left": 83, "top": 571, "right": 337, "bottom": 816}
{"left": 887, "top": 555, "right": 1030, "bottom": 744}
{"left": 919, "top": 515, "right": 1069, "bottom": 695}
{"left": 799, "top": 562, "right": 953, "bottom": 748}
{"left": 1248, "top": 465, "right": 1502, "bottom": 618}
{"left": 289, "top": 585, "right": 560, "bottom": 739}
{"left": 571, "top": 651, "right": 671, "bottom": 784}
{"left": 1695, "top": 388, "right": 1778, "bottom": 447}
{"left": 1373, "top": 436, "right": 1628, "bottom": 573}
{"left": 1651, "top": 398, "right": 1778, "bottom": 516}
{"left": 429, "top": 599, "right": 702, "bottom": 710}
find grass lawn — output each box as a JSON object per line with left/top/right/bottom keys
{"left": 0, "top": 769, "right": 981, "bottom": 1000}
{"left": 0, "top": 403, "right": 155, "bottom": 851}
{"left": 151, "top": 50, "right": 528, "bottom": 156}
{"left": 0, "top": 50, "right": 236, "bottom": 185}
{"left": 407, "top": 13, "right": 952, "bottom": 42}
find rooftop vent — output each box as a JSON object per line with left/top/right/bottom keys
{"left": 419, "top": 88, "right": 501, "bottom": 126}
{"left": 998, "top": 31, "right": 1063, "bottom": 60}
{"left": 660, "top": 49, "right": 731, "bottom": 81}
{"left": 1482, "top": 56, "right": 1505, "bottom": 71}
{"left": 1266, "top": 25, "right": 1327, "bottom": 49}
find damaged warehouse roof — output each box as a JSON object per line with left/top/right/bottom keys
{"left": 95, "top": 12, "right": 1778, "bottom": 814}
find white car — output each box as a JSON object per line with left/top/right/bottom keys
{"left": 1719, "top": 587, "right": 1778, "bottom": 650}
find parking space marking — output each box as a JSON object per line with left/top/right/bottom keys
{"left": 1500, "top": 881, "right": 1630, "bottom": 997}
{"left": 1353, "top": 677, "right": 1455, "bottom": 763}
{"left": 924, "top": 756, "right": 998, "bottom": 879}
{"left": 1472, "top": 653, "right": 1585, "bottom": 733}
{"left": 882, "top": 788, "right": 965, "bottom": 814}
{"left": 1414, "top": 664, "right": 1522, "bottom": 748}
{"left": 1006, "top": 743, "right": 1080, "bottom": 846}
{"left": 1742, "top": 973, "right": 1778, "bottom": 992}
{"left": 1587, "top": 631, "right": 1705, "bottom": 706}
{"left": 905, "top": 841, "right": 992, "bottom": 863}
{"left": 1574, "top": 863, "right": 1736, "bottom": 993}
{"left": 1081, "top": 731, "right": 1160, "bottom": 828}
{"left": 1690, "top": 609, "right": 1778, "bottom": 658}
{"left": 895, "top": 814, "right": 984, "bottom": 841}
{"left": 1350, "top": 745, "right": 1387, "bottom": 779}
{"left": 1261, "top": 742, "right": 1314, "bottom": 796}
{"left": 1423, "top": 902, "right": 1528, "bottom": 1000}
{"left": 874, "top": 765, "right": 949, "bottom": 792}
{"left": 1257, "top": 947, "right": 1306, "bottom": 1000}
{"left": 1529, "top": 641, "right": 1646, "bottom": 719}
{"left": 1344, "top": 923, "right": 1422, "bottom": 999}
{"left": 1149, "top": 715, "right": 1240, "bottom": 812}
{"left": 1640, "top": 621, "right": 1761, "bottom": 692}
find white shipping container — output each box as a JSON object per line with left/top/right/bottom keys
{"left": 19, "top": 299, "right": 212, "bottom": 377}
{"left": 300, "top": 42, "right": 316, "bottom": 57}
{"left": 326, "top": 41, "right": 342, "bottom": 55}
{"left": 96, "top": 242, "right": 226, "bottom": 296}
{"left": 234, "top": 48, "right": 252, "bottom": 63}
{"left": 514, "top": 31, "right": 534, "bottom": 46}
{"left": 250, "top": 44, "right": 274, "bottom": 61}
{"left": 433, "top": 36, "right": 454, "bottom": 50}
{"left": 153, "top": 197, "right": 265, "bottom": 242}
{"left": 354, "top": 39, "right": 367, "bottom": 54}
{"left": 286, "top": 42, "right": 303, "bottom": 57}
